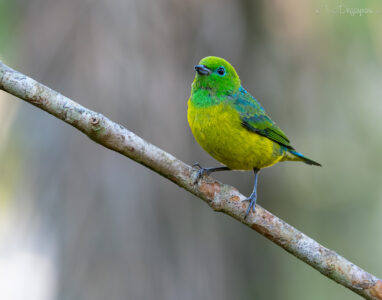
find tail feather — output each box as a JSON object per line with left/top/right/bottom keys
{"left": 287, "top": 150, "right": 322, "bottom": 167}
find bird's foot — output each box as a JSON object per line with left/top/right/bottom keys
{"left": 242, "top": 193, "right": 257, "bottom": 219}
{"left": 192, "top": 163, "right": 212, "bottom": 184}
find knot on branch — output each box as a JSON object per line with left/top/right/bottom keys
{"left": 90, "top": 115, "right": 102, "bottom": 132}
{"left": 91, "top": 116, "right": 99, "bottom": 125}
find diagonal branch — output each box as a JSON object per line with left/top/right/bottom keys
{"left": 0, "top": 60, "right": 381, "bottom": 300}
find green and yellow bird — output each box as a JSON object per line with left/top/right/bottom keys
{"left": 188, "top": 56, "right": 321, "bottom": 217}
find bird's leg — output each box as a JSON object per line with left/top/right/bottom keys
{"left": 243, "top": 168, "right": 260, "bottom": 218}
{"left": 192, "top": 162, "right": 230, "bottom": 184}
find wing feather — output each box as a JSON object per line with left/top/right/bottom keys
{"left": 233, "top": 87, "right": 293, "bottom": 149}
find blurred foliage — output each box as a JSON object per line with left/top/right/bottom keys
{"left": 0, "top": 0, "right": 382, "bottom": 300}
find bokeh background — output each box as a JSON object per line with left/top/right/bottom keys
{"left": 1, "top": 0, "right": 382, "bottom": 299}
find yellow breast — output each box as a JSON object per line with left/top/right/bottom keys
{"left": 187, "top": 99, "right": 283, "bottom": 170}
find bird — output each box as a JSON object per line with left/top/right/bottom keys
{"left": 187, "top": 56, "right": 321, "bottom": 218}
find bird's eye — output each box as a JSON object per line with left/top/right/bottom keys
{"left": 217, "top": 67, "right": 226, "bottom": 76}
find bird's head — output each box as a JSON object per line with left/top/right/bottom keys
{"left": 193, "top": 56, "right": 240, "bottom": 95}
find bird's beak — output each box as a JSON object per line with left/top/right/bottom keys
{"left": 194, "top": 65, "right": 211, "bottom": 76}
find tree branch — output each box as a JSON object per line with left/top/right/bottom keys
{"left": 0, "top": 60, "right": 381, "bottom": 299}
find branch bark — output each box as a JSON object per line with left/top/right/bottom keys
{"left": 0, "top": 60, "right": 381, "bottom": 299}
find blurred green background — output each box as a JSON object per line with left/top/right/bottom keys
{"left": 1, "top": 0, "right": 382, "bottom": 299}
